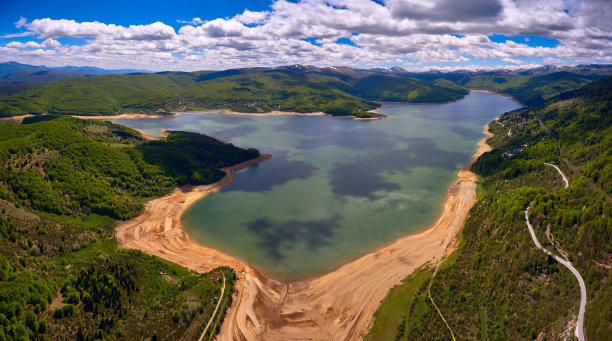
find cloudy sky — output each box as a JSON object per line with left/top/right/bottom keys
{"left": 1, "top": 0, "right": 611, "bottom": 71}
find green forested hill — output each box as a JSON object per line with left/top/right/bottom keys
{"left": 0, "top": 116, "right": 258, "bottom": 220}
{"left": 180, "top": 72, "right": 378, "bottom": 115}
{"left": 0, "top": 68, "right": 475, "bottom": 117}
{"left": 0, "top": 116, "right": 258, "bottom": 340}
{"left": 369, "top": 76, "right": 611, "bottom": 340}
{"left": 1, "top": 65, "right": 610, "bottom": 117}
{"left": 412, "top": 71, "right": 604, "bottom": 106}
{"left": 0, "top": 73, "right": 198, "bottom": 116}
{"left": 351, "top": 74, "right": 468, "bottom": 102}
{"left": 500, "top": 72, "right": 604, "bottom": 106}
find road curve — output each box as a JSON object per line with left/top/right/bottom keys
{"left": 525, "top": 163, "right": 586, "bottom": 341}
{"left": 544, "top": 163, "right": 569, "bottom": 189}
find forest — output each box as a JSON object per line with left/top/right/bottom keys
{"left": 0, "top": 115, "right": 260, "bottom": 340}
{"left": 0, "top": 115, "right": 259, "bottom": 220}
{"left": 0, "top": 203, "right": 236, "bottom": 340}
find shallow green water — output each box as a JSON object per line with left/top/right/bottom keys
{"left": 111, "top": 91, "right": 519, "bottom": 281}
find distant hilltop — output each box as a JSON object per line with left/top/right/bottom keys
{"left": 0, "top": 61, "right": 151, "bottom": 84}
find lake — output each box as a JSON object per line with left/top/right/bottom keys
{"left": 111, "top": 91, "right": 520, "bottom": 281}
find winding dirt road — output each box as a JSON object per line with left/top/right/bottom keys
{"left": 524, "top": 163, "right": 586, "bottom": 341}
{"left": 116, "top": 126, "right": 494, "bottom": 340}
{"left": 200, "top": 274, "right": 226, "bottom": 341}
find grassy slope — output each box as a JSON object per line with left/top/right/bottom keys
{"left": 369, "top": 77, "right": 611, "bottom": 340}
{"left": 351, "top": 74, "right": 469, "bottom": 102}
{"left": 0, "top": 84, "right": 38, "bottom": 97}
{"left": 0, "top": 73, "right": 197, "bottom": 116}
{"left": 409, "top": 70, "right": 603, "bottom": 106}
{"left": 366, "top": 267, "right": 433, "bottom": 340}
{"left": 445, "top": 71, "right": 602, "bottom": 106}
{"left": 500, "top": 72, "right": 604, "bottom": 106}
{"left": 0, "top": 117, "right": 261, "bottom": 340}
{"left": 181, "top": 71, "right": 378, "bottom": 115}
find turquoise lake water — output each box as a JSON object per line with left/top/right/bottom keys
{"left": 111, "top": 91, "right": 520, "bottom": 281}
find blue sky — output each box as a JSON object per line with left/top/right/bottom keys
{"left": 0, "top": 0, "right": 610, "bottom": 71}
{"left": 0, "top": 0, "right": 272, "bottom": 33}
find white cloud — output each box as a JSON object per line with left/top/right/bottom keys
{"left": 177, "top": 17, "right": 205, "bottom": 25}
{"left": 0, "top": 31, "right": 36, "bottom": 38}
{"left": 4, "top": 39, "right": 59, "bottom": 49}
{"left": 502, "top": 57, "right": 523, "bottom": 64}
{"left": 234, "top": 10, "right": 269, "bottom": 25}
{"left": 15, "top": 17, "right": 28, "bottom": 28}
{"left": 26, "top": 19, "right": 176, "bottom": 40}
{"left": 1, "top": 0, "right": 610, "bottom": 71}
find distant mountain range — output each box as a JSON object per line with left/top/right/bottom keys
{"left": 3, "top": 61, "right": 612, "bottom": 86}
{"left": 0, "top": 61, "right": 151, "bottom": 84}
{"left": 1, "top": 62, "right": 611, "bottom": 117}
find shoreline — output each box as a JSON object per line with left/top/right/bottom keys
{"left": 471, "top": 89, "right": 523, "bottom": 106}
{"left": 0, "top": 114, "right": 34, "bottom": 124}
{"left": 70, "top": 113, "right": 179, "bottom": 120}
{"left": 116, "top": 154, "right": 271, "bottom": 273}
{"left": 377, "top": 95, "right": 467, "bottom": 105}
{"left": 175, "top": 109, "right": 389, "bottom": 120}
{"left": 116, "top": 120, "right": 495, "bottom": 339}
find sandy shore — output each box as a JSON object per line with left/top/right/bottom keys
{"left": 0, "top": 113, "right": 175, "bottom": 124}
{"left": 116, "top": 154, "right": 271, "bottom": 272}
{"left": 71, "top": 113, "right": 178, "bottom": 120}
{"left": 177, "top": 109, "right": 388, "bottom": 120}
{"left": 0, "top": 114, "right": 173, "bottom": 141}
{"left": 116, "top": 123, "right": 495, "bottom": 340}
{"left": 0, "top": 114, "right": 34, "bottom": 123}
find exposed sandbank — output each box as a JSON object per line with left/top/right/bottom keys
{"left": 116, "top": 120, "right": 495, "bottom": 339}
{"left": 0, "top": 114, "right": 34, "bottom": 124}
{"left": 1, "top": 113, "right": 176, "bottom": 124}
{"left": 71, "top": 113, "right": 178, "bottom": 120}
{"left": 176, "top": 109, "right": 389, "bottom": 120}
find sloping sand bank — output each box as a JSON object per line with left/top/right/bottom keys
{"left": 177, "top": 110, "right": 388, "bottom": 120}
{"left": 116, "top": 126, "right": 493, "bottom": 340}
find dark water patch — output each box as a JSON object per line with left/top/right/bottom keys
{"left": 298, "top": 125, "right": 394, "bottom": 150}
{"left": 201, "top": 114, "right": 255, "bottom": 124}
{"left": 400, "top": 137, "right": 471, "bottom": 169}
{"left": 227, "top": 157, "right": 316, "bottom": 192}
{"left": 273, "top": 116, "right": 339, "bottom": 135}
{"left": 449, "top": 125, "right": 480, "bottom": 139}
{"left": 330, "top": 162, "right": 402, "bottom": 199}
{"left": 329, "top": 137, "right": 469, "bottom": 198}
{"left": 247, "top": 216, "right": 338, "bottom": 261}
{"left": 211, "top": 125, "right": 258, "bottom": 140}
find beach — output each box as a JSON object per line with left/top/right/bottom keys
{"left": 70, "top": 113, "right": 179, "bottom": 119}
{"left": 176, "top": 109, "right": 388, "bottom": 120}
{"left": 115, "top": 121, "right": 495, "bottom": 340}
